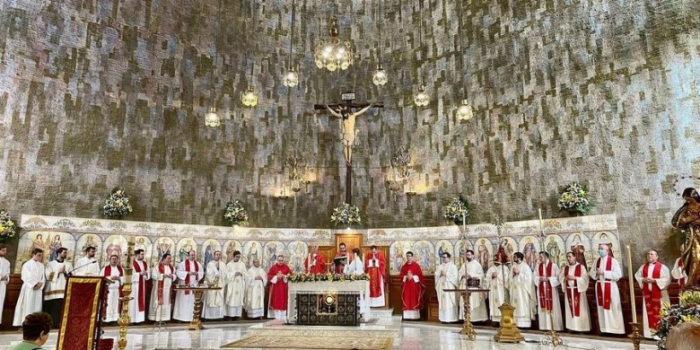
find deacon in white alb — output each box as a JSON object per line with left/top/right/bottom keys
{"left": 44, "top": 247, "right": 73, "bottom": 324}
{"left": 560, "top": 251, "right": 591, "bottom": 332}
{"left": 173, "top": 250, "right": 204, "bottom": 322}
{"left": 534, "top": 251, "right": 563, "bottom": 331}
{"left": 484, "top": 255, "right": 510, "bottom": 323}
{"left": 74, "top": 246, "right": 101, "bottom": 277}
{"left": 13, "top": 248, "right": 46, "bottom": 326}
{"left": 458, "top": 250, "right": 488, "bottom": 322}
{"left": 509, "top": 252, "right": 536, "bottom": 328}
{"left": 635, "top": 249, "right": 671, "bottom": 339}
{"left": 0, "top": 244, "right": 11, "bottom": 325}
{"left": 435, "top": 252, "right": 460, "bottom": 323}
{"left": 129, "top": 249, "right": 150, "bottom": 324}
{"left": 101, "top": 254, "right": 125, "bottom": 322}
{"left": 149, "top": 253, "right": 176, "bottom": 322}
{"left": 203, "top": 250, "right": 225, "bottom": 320}
{"left": 225, "top": 250, "right": 248, "bottom": 318}
{"left": 245, "top": 258, "right": 267, "bottom": 319}
{"left": 344, "top": 248, "right": 365, "bottom": 275}
{"left": 589, "top": 243, "right": 625, "bottom": 334}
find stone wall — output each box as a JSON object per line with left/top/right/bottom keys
{"left": 0, "top": 0, "right": 699, "bottom": 265}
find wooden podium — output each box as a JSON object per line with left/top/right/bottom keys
{"left": 56, "top": 276, "right": 107, "bottom": 350}
{"left": 173, "top": 286, "right": 222, "bottom": 330}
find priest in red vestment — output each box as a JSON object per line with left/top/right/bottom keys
{"left": 365, "top": 245, "right": 386, "bottom": 307}
{"left": 267, "top": 255, "right": 291, "bottom": 320}
{"left": 304, "top": 245, "right": 326, "bottom": 274}
{"left": 400, "top": 251, "right": 424, "bottom": 320}
{"left": 334, "top": 243, "right": 348, "bottom": 274}
{"left": 634, "top": 249, "right": 671, "bottom": 339}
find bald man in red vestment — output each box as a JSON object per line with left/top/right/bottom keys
{"left": 267, "top": 255, "right": 291, "bottom": 320}
{"left": 304, "top": 245, "right": 326, "bottom": 274}
{"left": 400, "top": 251, "right": 425, "bottom": 320}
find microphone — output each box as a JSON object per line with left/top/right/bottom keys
{"left": 67, "top": 260, "right": 98, "bottom": 276}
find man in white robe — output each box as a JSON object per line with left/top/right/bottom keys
{"left": 73, "top": 246, "right": 100, "bottom": 277}
{"left": 458, "top": 250, "right": 488, "bottom": 322}
{"left": 435, "top": 252, "right": 460, "bottom": 322}
{"left": 101, "top": 254, "right": 125, "bottom": 322}
{"left": 245, "top": 258, "right": 267, "bottom": 319}
{"left": 173, "top": 250, "right": 204, "bottom": 322}
{"left": 510, "top": 252, "right": 536, "bottom": 328}
{"left": 560, "top": 251, "right": 591, "bottom": 332}
{"left": 149, "top": 253, "right": 176, "bottom": 322}
{"left": 203, "top": 250, "right": 225, "bottom": 319}
{"left": 44, "top": 247, "right": 73, "bottom": 325}
{"left": 484, "top": 258, "right": 510, "bottom": 323}
{"left": 634, "top": 249, "right": 671, "bottom": 339}
{"left": 671, "top": 245, "right": 687, "bottom": 289}
{"left": 589, "top": 243, "right": 624, "bottom": 334}
{"left": 0, "top": 243, "right": 11, "bottom": 325}
{"left": 129, "top": 249, "right": 150, "bottom": 324}
{"left": 225, "top": 250, "right": 247, "bottom": 318}
{"left": 344, "top": 248, "right": 365, "bottom": 275}
{"left": 534, "top": 251, "right": 563, "bottom": 331}
{"left": 13, "top": 249, "right": 46, "bottom": 326}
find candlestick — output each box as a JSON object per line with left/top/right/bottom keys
{"left": 626, "top": 245, "right": 637, "bottom": 324}
{"left": 538, "top": 208, "right": 544, "bottom": 230}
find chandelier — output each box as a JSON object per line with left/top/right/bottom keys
{"left": 455, "top": 0, "right": 473, "bottom": 120}
{"left": 205, "top": 107, "right": 221, "bottom": 127}
{"left": 314, "top": 17, "right": 353, "bottom": 72}
{"left": 457, "top": 100, "right": 473, "bottom": 120}
{"left": 414, "top": 85, "right": 429, "bottom": 107}
{"left": 283, "top": 0, "right": 299, "bottom": 87}
{"left": 413, "top": 0, "right": 429, "bottom": 107}
{"left": 242, "top": 85, "right": 258, "bottom": 107}
{"left": 372, "top": 1, "right": 387, "bottom": 86}
{"left": 373, "top": 65, "right": 387, "bottom": 86}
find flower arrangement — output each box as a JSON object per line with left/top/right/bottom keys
{"left": 330, "top": 203, "right": 361, "bottom": 226}
{"left": 289, "top": 273, "right": 369, "bottom": 283}
{"left": 223, "top": 200, "right": 248, "bottom": 226}
{"left": 655, "top": 291, "right": 700, "bottom": 349}
{"left": 557, "top": 182, "right": 594, "bottom": 214}
{"left": 444, "top": 196, "right": 469, "bottom": 224}
{"left": 103, "top": 189, "right": 133, "bottom": 217}
{"left": 0, "top": 210, "right": 17, "bottom": 242}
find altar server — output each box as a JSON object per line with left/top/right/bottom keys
{"left": 365, "top": 245, "right": 386, "bottom": 307}
{"left": 267, "top": 255, "right": 291, "bottom": 320}
{"left": 44, "top": 248, "right": 72, "bottom": 324}
{"left": 534, "top": 251, "right": 563, "bottom": 331}
{"left": 400, "top": 251, "right": 425, "bottom": 320}
{"left": 203, "top": 250, "right": 226, "bottom": 320}
{"left": 149, "top": 253, "right": 176, "bottom": 322}
{"left": 304, "top": 245, "right": 326, "bottom": 274}
{"left": 458, "top": 250, "right": 488, "bottom": 322}
{"left": 13, "top": 249, "right": 45, "bottom": 326}
{"left": 344, "top": 248, "right": 364, "bottom": 275}
{"left": 560, "top": 251, "right": 591, "bottom": 332}
{"left": 246, "top": 258, "right": 267, "bottom": 319}
{"left": 0, "top": 244, "right": 11, "bottom": 325}
{"left": 589, "top": 243, "right": 625, "bottom": 334}
{"left": 74, "top": 246, "right": 100, "bottom": 277}
{"left": 635, "top": 249, "right": 671, "bottom": 338}
{"left": 510, "top": 252, "right": 536, "bottom": 328}
{"left": 436, "top": 252, "right": 460, "bottom": 322}
{"left": 173, "top": 250, "right": 204, "bottom": 322}
{"left": 129, "top": 249, "right": 149, "bottom": 324}
{"left": 101, "top": 255, "right": 125, "bottom": 322}
{"left": 671, "top": 245, "right": 687, "bottom": 289}
{"left": 224, "top": 250, "right": 247, "bottom": 318}
{"left": 484, "top": 248, "right": 510, "bottom": 323}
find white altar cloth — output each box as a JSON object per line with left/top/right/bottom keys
{"left": 286, "top": 280, "right": 371, "bottom": 323}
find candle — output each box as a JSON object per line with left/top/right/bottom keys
{"left": 626, "top": 245, "right": 638, "bottom": 324}
{"left": 462, "top": 212, "right": 466, "bottom": 233}
{"left": 538, "top": 208, "right": 543, "bottom": 230}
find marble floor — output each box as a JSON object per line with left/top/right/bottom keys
{"left": 0, "top": 318, "right": 658, "bottom": 350}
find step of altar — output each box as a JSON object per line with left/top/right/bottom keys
{"left": 370, "top": 307, "right": 395, "bottom": 321}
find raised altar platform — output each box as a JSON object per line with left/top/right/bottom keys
{"left": 287, "top": 280, "right": 371, "bottom": 324}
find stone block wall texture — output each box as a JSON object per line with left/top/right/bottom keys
{"left": 0, "top": 0, "right": 699, "bottom": 265}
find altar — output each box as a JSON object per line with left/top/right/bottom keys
{"left": 287, "top": 280, "right": 371, "bottom": 325}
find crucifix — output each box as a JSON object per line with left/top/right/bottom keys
{"left": 314, "top": 93, "right": 383, "bottom": 204}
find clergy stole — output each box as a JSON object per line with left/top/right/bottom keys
{"left": 132, "top": 260, "right": 148, "bottom": 312}
{"left": 366, "top": 252, "right": 385, "bottom": 298}
{"left": 158, "top": 263, "right": 174, "bottom": 305}
{"left": 184, "top": 260, "right": 199, "bottom": 295}
{"left": 595, "top": 257, "right": 613, "bottom": 309}
{"left": 677, "top": 259, "right": 685, "bottom": 289}
{"left": 564, "top": 264, "right": 583, "bottom": 317}
{"left": 104, "top": 265, "right": 124, "bottom": 312}
{"left": 538, "top": 262, "right": 554, "bottom": 311}
{"left": 642, "top": 262, "right": 664, "bottom": 330}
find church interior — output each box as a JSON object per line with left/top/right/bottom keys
{"left": 0, "top": 0, "right": 699, "bottom": 349}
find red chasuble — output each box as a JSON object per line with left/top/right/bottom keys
{"left": 564, "top": 264, "right": 583, "bottom": 317}
{"left": 642, "top": 262, "right": 664, "bottom": 330}
{"left": 365, "top": 251, "right": 386, "bottom": 298}
{"left": 399, "top": 262, "right": 425, "bottom": 311}
{"left": 304, "top": 253, "right": 326, "bottom": 274}
{"left": 538, "top": 262, "right": 554, "bottom": 311}
{"left": 132, "top": 260, "right": 148, "bottom": 312}
{"left": 268, "top": 263, "right": 291, "bottom": 310}
{"left": 595, "top": 257, "right": 614, "bottom": 309}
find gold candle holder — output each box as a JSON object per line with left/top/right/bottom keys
{"left": 629, "top": 322, "right": 642, "bottom": 350}
{"left": 117, "top": 238, "right": 135, "bottom": 350}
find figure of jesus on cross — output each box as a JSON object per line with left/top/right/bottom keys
{"left": 315, "top": 100, "right": 382, "bottom": 166}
